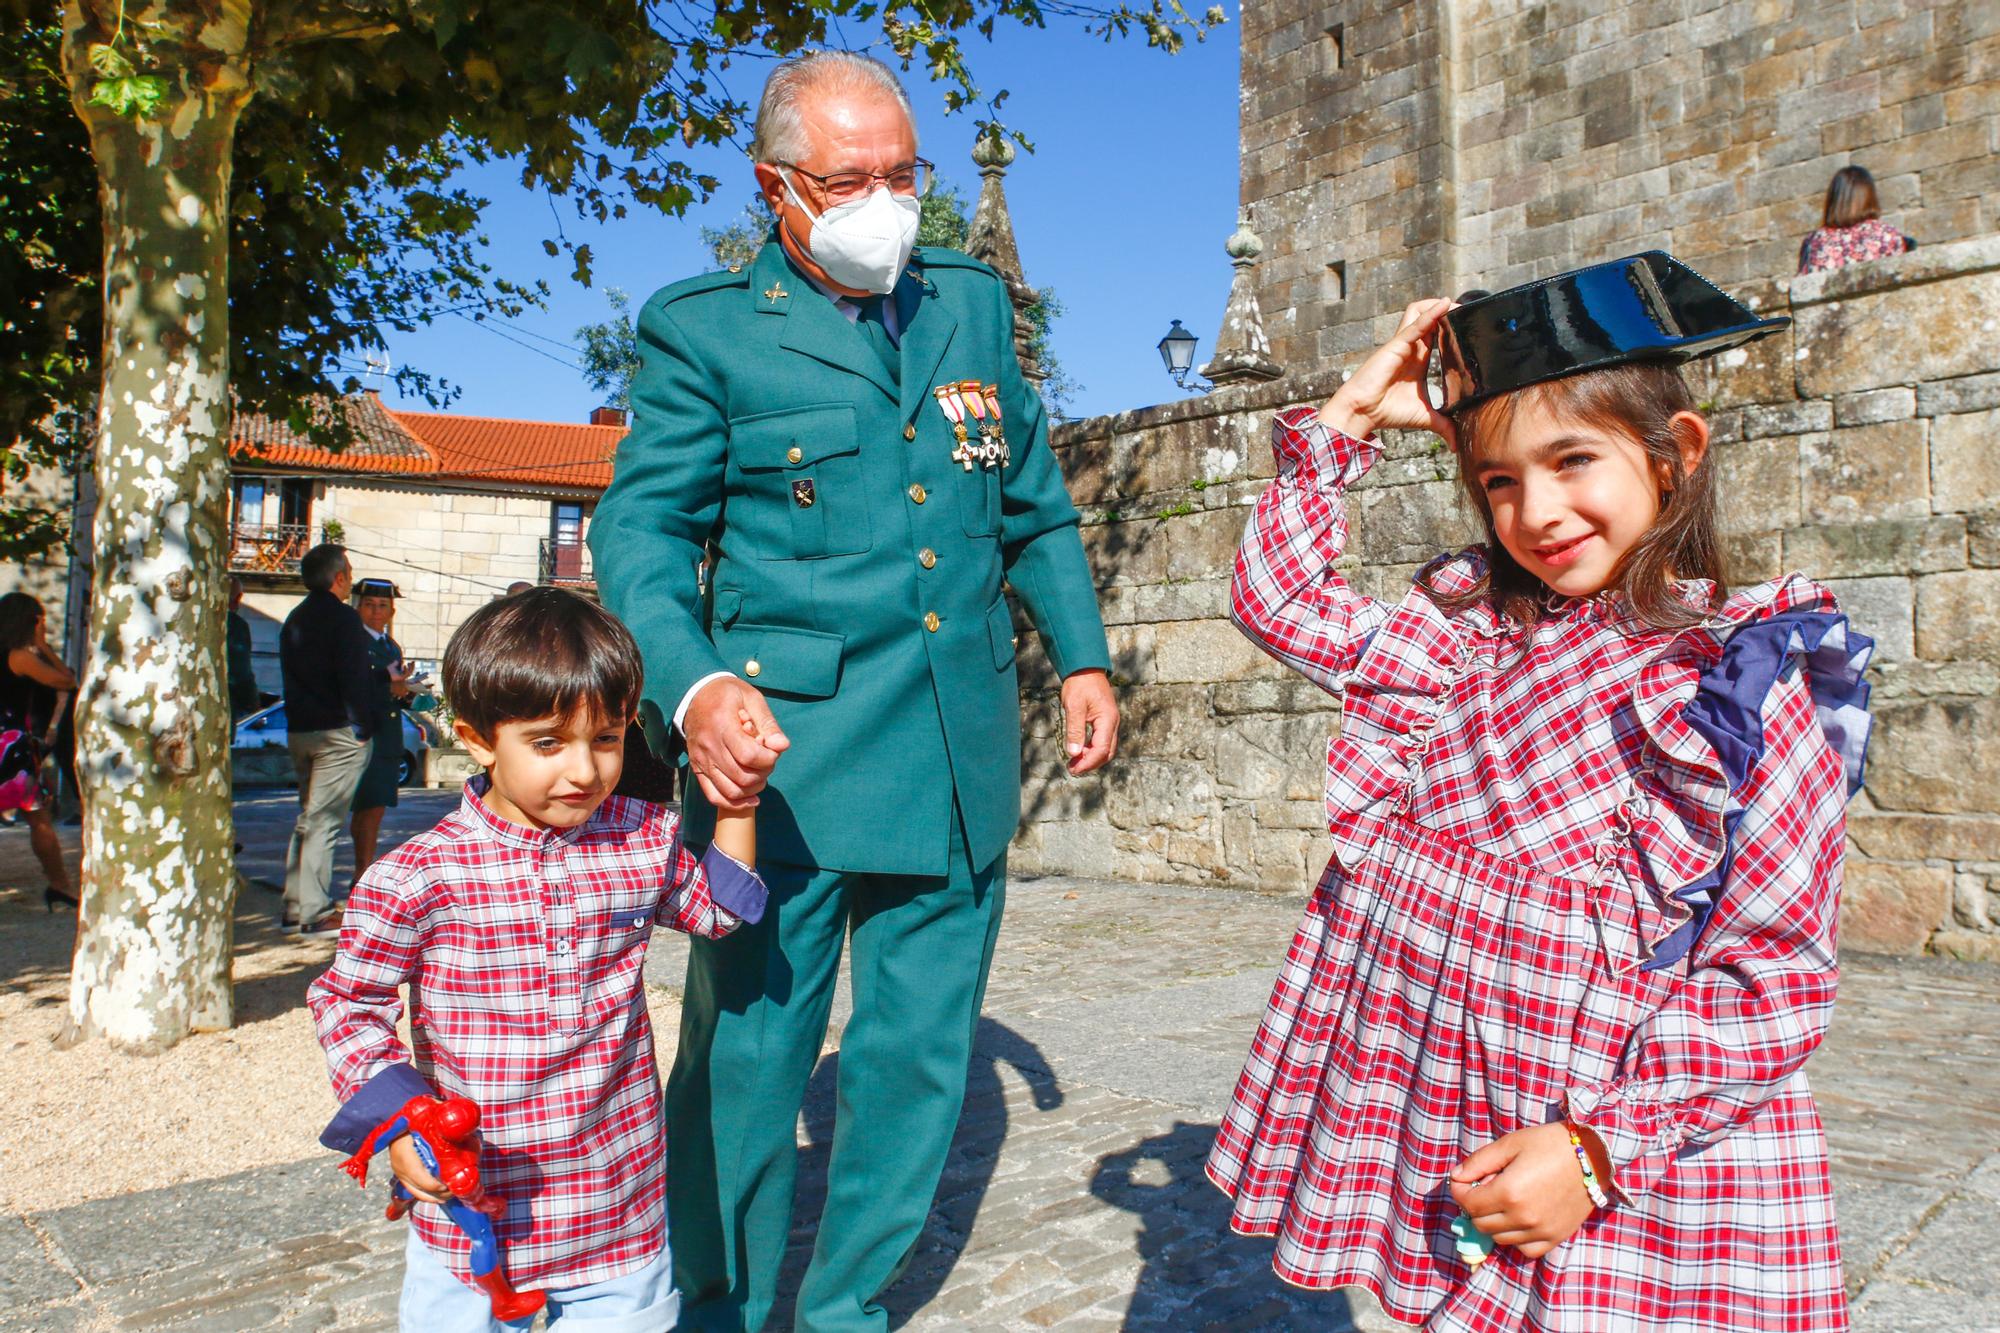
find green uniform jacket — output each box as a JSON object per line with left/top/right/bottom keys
{"left": 590, "top": 240, "right": 1110, "bottom": 877}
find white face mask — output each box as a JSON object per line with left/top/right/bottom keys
{"left": 781, "top": 171, "right": 921, "bottom": 295}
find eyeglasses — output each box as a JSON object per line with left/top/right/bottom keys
{"left": 780, "top": 159, "right": 932, "bottom": 205}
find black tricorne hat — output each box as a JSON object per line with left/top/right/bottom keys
{"left": 1426, "top": 251, "right": 1791, "bottom": 414}
{"left": 353, "top": 578, "right": 401, "bottom": 599}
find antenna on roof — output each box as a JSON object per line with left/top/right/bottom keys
{"left": 361, "top": 353, "right": 393, "bottom": 384}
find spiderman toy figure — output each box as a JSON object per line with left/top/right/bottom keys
{"left": 341, "top": 1094, "right": 544, "bottom": 1322}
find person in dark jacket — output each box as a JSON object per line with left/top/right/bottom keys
{"left": 227, "top": 576, "right": 261, "bottom": 719}
{"left": 278, "top": 544, "right": 375, "bottom": 935}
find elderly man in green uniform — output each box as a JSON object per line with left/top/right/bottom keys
{"left": 589, "top": 49, "right": 1118, "bottom": 1333}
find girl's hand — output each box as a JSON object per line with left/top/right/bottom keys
{"left": 1448, "top": 1122, "right": 1598, "bottom": 1259}
{"left": 1318, "top": 299, "right": 1458, "bottom": 448}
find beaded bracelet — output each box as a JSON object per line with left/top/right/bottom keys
{"left": 1565, "top": 1121, "right": 1611, "bottom": 1210}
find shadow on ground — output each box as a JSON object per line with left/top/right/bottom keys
{"left": 763, "top": 1018, "right": 1062, "bottom": 1330}
{"left": 1091, "top": 1121, "right": 1365, "bottom": 1331}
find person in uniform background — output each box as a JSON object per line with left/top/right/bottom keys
{"left": 589, "top": 49, "right": 1119, "bottom": 1333}
{"left": 346, "top": 578, "right": 417, "bottom": 886}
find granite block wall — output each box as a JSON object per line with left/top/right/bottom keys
{"left": 1241, "top": 0, "right": 2000, "bottom": 377}
{"left": 1023, "top": 238, "right": 2000, "bottom": 959}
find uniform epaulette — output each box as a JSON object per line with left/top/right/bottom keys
{"left": 911, "top": 248, "right": 999, "bottom": 281}
{"left": 654, "top": 265, "right": 753, "bottom": 307}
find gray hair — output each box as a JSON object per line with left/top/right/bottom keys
{"left": 751, "top": 50, "right": 917, "bottom": 166}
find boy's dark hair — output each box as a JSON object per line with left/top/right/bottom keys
{"left": 1823, "top": 165, "right": 1881, "bottom": 229}
{"left": 1420, "top": 361, "right": 1725, "bottom": 635}
{"left": 300, "top": 543, "right": 349, "bottom": 592}
{"left": 443, "top": 587, "right": 643, "bottom": 739}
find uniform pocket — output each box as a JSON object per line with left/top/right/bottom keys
{"left": 730, "top": 403, "right": 871, "bottom": 558}
{"left": 710, "top": 623, "right": 845, "bottom": 700}
{"left": 986, "top": 598, "right": 1018, "bottom": 671}
{"left": 955, "top": 464, "right": 1002, "bottom": 538}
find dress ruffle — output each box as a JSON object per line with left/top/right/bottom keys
{"left": 1629, "top": 574, "right": 1875, "bottom": 970}
{"left": 1321, "top": 567, "right": 1873, "bottom": 973}
{"left": 1320, "top": 550, "right": 1492, "bottom": 875}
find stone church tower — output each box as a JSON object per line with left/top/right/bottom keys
{"left": 1238, "top": 0, "right": 1997, "bottom": 371}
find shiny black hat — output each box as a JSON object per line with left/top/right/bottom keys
{"left": 1426, "top": 251, "right": 1790, "bottom": 414}
{"left": 353, "top": 578, "right": 401, "bottom": 599}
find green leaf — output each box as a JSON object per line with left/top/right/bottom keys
{"left": 86, "top": 43, "right": 133, "bottom": 80}
{"left": 87, "top": 74, "right": 169, "bottom": 120}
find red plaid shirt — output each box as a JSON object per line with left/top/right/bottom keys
{"left": 308, "top": 778, "right": 763, "bottom": 1289}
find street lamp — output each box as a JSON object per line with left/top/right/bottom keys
{"left": 1156, "top": 319, "right": 1212, "bottom": 394}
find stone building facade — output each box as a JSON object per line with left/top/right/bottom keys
{"left": 1238, "top": 0, "right": 2000, "bottom": 370}
{"left": 1021, "top": 236, "right": 2000, "bottom": 961}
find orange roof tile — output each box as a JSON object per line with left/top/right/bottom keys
{"left": 230, "top": 393, "right": 436, "bottom": 475}
{"left": 389, "top": 410, "right": 623, "bottom": 491}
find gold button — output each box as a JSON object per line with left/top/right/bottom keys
{"left": 923, "top": 611, "right": 940, "bottom": 633}
{"left": 744, "top": 659, "right": 761, "bottom": 677}
{"left": 919, "top": 547, "right": 937, "bottom": 569}
{"left": 786, "top": 446, "right": 802, "bottom": 464}
{"left": 908, "top": 483, "right": 927, "bottom": 504}
{"left": 903, "top": 423, "right": 917, "bottom": 441}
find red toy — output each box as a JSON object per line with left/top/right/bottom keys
{"left": 342, "top": 1094, "right": 544, "bottom": 1321}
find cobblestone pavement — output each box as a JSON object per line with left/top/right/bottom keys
{"left": 3, "top": 790, "right": 1997, "bottom": 1331}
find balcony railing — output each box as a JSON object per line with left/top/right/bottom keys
{"left": 540, "top": 536, "right": 594, "bottom": 588}
{"left": 229, "top": 522, "right": 313, "bottom": 574}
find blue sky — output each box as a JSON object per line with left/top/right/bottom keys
{"left": 367, "top": 16, "right": 1242, "bottom": 425}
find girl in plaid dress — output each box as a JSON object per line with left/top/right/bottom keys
{"left": 1206, "top": 285, "right": 1872, "bottom": 1331}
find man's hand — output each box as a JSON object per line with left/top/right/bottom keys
{"left": 685, "top": 676, "right": 791, "bottom": 807}
{"left": 1448, "top": 1122, "right": 1598, "bottom": 1260}
{"left": 1059, "top": 669, "right": 1119, "bottom": 775}
{"left": 387, "top": 1133, "right": 451, "bottom": 1206}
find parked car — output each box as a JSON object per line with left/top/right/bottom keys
{"left": 231, "top": 703, "right": 432, "bottom": 786}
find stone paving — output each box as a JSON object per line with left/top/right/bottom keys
{"left": 3, "top": 789, "right": 1998, "bottom": 1331}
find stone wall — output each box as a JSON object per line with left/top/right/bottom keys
{"left": 1241, "top": 0, "right": 2000, "bottom": 375}
{"left": 1020, "top": 238, "right": 2000, "bottom": 959}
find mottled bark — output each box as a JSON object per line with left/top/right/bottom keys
{"left": 60, "top": 3, "right": 253, "bottom": 1051}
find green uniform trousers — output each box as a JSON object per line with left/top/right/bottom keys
{"left": 666, "top": 816, "right": 1005, "bottom": 1333}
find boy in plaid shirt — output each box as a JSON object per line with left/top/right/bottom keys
{"left": 308, "top": 589, "right": 769, "bottom": 1330}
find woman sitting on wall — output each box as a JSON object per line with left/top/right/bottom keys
{"left": 1798, "top": 166, "right": 1913, "bottom": 275}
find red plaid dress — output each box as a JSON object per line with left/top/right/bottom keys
{"left": 309, "top": 779, "right": 758, "bottom": 1289}
{"left": 1206, "top": 407, "right": 1855, "bottom": 1331}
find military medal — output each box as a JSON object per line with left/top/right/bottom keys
{"left": 935, "top": 384, "right": 975, "bottom": 471}
{"left": 980, "top": 382, "right": 1011, "bottom": 469}
{"left": 958, "top": 381, "right": 1001, "bottom": 471}
{"left": 791, "top": 479, "right": 816, "bottom": 508}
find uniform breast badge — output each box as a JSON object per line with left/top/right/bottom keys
{"left": 791, "top": 479, "right": 816, "bottom": 508}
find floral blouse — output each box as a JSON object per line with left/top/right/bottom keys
{"left": 1797, "top": 218, "right": 1910, "bottom": 275}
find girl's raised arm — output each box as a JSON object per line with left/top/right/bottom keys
{"left": 1229, "top": 408, "right": 1392, "bottom": 694}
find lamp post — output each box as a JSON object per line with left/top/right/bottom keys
{"left": 1156, "top": 320, "right": 1212, "bottom": 394}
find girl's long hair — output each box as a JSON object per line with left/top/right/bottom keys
{"left": 0, "top": 593, "right": 45, "bottom": 656}
{"left": 1418, "top": 362, "right": 1724, "bottom": 634}
{"left": 1823, "top": 165, "right": 1881, "bottom": 229}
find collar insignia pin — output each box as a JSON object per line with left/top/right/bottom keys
{"left": 763, "top": 280, "right": 789, "bottom": 302}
